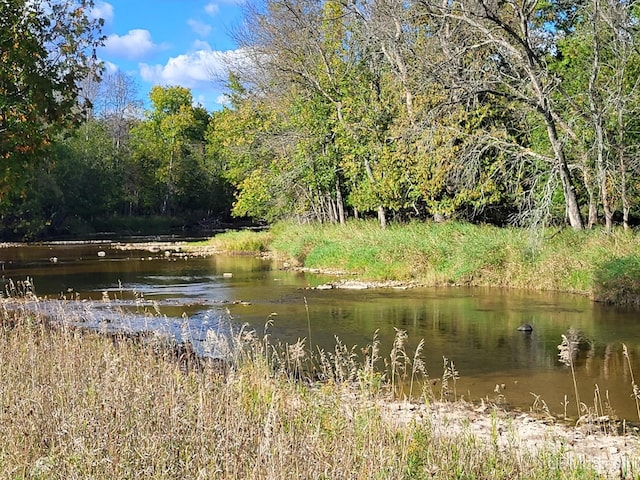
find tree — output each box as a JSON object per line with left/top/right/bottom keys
{"left": 585, "top": 0, "right": 640, "bottom": 230}
{"left": 98, "top": 71, "right": 142, "bottom": 152}
{"left": 546, "top": 0, "right": 640, "bottom": 230}
{"left": 417, "top": 0, "right": 587, "bottom": 229}
{"left": 213, "top": 0, "right": 640, "bottom": 229}
{"left": 0, "top": 0, "right": 104, "bottom": 239}
{"left": 130, "top": 86, "right": 224, "bottom": 217}
{"left": 207, "top": 80, "right": 293, "bottom": 222}
{"left": 49, "top": 120, "right": 122, "bottom": 227}
{"left": 0, "top": 0, "right": 104, "bottom": 209}
{"left": 234, "top": 0, "right": 362, "bottom": 224}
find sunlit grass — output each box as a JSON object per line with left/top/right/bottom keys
{"left": 208, "top": 220, "right": 640, "bottom": 305}
{"left": 193, "top": 229, "right": 273, "bottom": 253}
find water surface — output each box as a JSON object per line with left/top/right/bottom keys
{"left": 3, "top": 242, "right": 640, "bottom": 421}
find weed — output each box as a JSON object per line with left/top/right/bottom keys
{"left": 623, "top": 344, "right": 640, "bottom": 423}
{"left": 441, "top": 356, "right": 459, "bottom": 401}
{"left": 203, "top": 229, "right": 273, "bottom": 253}
{"left": 558, "top": 331, "right": 582, "bottom": 420}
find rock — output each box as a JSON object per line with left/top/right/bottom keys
{"left": 517, "top": 323, "right": 533, "bottom": 332}
{"left": 339, "top": 281, "right": 369, "bottom": 290}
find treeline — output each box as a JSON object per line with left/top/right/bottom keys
{"left": 3, "top": 0, "right": 640, "bottom": 240}
{"left": 1, "top": 1, "right": 233, "bottom": 240}
{"left": 210, "top": 0, "right": 640, "bottom": 230}
{"left": 50, "top": 81, "right": 232, "bottom": 237}
{"left": 1, "top": 76, "right": 233, "bottom": 239}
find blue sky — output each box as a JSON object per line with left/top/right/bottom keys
{"left": 93, "top": 0, "right": 245, "bottom": 111}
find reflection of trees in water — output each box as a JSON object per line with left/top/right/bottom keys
{"left": 583, "top": 342, "right": 637, "bottom": 382}
{"left": 388, "top": 306, "right": 557, "bottom": 371}
{"left": 315, "top": 293, "right": 640, "bottom": 387}
{"left": 401, "top": 309, "right": 640, "bottom": 383}
{"left": 557, "top": 328, "right": 640, "bottom": 386}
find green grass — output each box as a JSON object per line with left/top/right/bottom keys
{"left": 203, "top": 220, "right": 640, "bottom": 305}
{"left": 593, "top": 254, "right": 640, "bottom": 307}
{"left": 0, "top": 305, "right": 608, "bottom": 479}
{"left": 192, "top": 229, "right": 273, "bottom": 253}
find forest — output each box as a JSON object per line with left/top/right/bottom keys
{"left": 2, "top": 0, "right": 640, "bottom": 240}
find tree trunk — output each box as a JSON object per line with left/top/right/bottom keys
{"left": 588, "top": 191, "right": 598, "bottom": 229}
{"left": 544, "top": 113, "right": 584, "bottom": 230}
{"left": 336, "top": 178, "right": 346, "bottom": 225}
{"left": 593, "top": 120, "right": 613, "bottom": 230}
{"left": 582, "top": 167, "right": 598, "bottom": 228}
{"left": 557, "top": 161, "right": 584, "bottom": 230}
{"left": 618, "top": 110, "right": 630, "bottom": 230}
{"left": 328, "top": 195, "right": 338, "bottom": 223}
{"left": 377, "top": 205, "right": 387, "bottom": 229}
{"left": 600, "top": 175, "right": 613, "bottom": 232}
{"left": 587, "top": 7, "right": 613, "bottom": 232}
{"left": 162, "top": 147, "right": 174, "bottom": 216}
{"left": 309, "top": 190, "right": 322, "bottom": 223}
{"left": 620, "top": 151, "right": 630, "bottom": 230}
{"left": 363, "top": 156, "right": 387, "bottom": 228}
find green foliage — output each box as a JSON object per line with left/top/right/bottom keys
{"left": 0, "top": 0, "right": 104, "bottom": 236}
{"left": 210, "top": 0, "right": 640, "bottom": 229}
{"left": 208, "top": 78, "right": 346, "bottom": 223}
{"left": 8, "top": 0, "right": 640, "bottom": 237}
{"left": 207, "top": 97, "right": 278, "bottom": 221}
{"left": 1, "top": 81, "right": 233, "bottom": 239}
{"left": 53, "top": 121, "right": 121, "bottom": 216}
{"left": 232, "top": 169, "right": 279, "bottom": 220}
{"left": 128, "top": 85, "right": 230, "bottom": 218}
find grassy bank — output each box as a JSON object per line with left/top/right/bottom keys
{"left": 203, "top": 221, "right": 640, "bottom": 306}
{"left": 0, "top": 304, "right": 611, "bottom": 479}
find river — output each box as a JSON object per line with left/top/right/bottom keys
{"left": 3, "top": 241, "right": 640, "bottom": 422}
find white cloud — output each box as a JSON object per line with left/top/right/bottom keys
{"left": 204, "top": 2, "right": 220, "bottom": 16}
{"left": 192, "top": 40, "right": 212, "bottom": 51}
{"left": 195, "top": 94, "right": 208, "bottom": 106}
{"left": 138, "top": 48, "right": 246, "bottom": 89}
{"left": 102, "top": 60, "right": 119, "bottom": 74}
{"left": 90, "top": 1, "right": 114, "bottom": 23}
{"left": 103, "top": 30, "right": 158, "bottom": 60}
{"left": 188, "top": 18, "right": 212, "bottom": 37}
{"left": 216, "top": 93, "right": 232, "bottom": 107}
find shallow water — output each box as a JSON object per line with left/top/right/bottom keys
{"left": 3, "top": 242, "right": 640, "bottom": 421}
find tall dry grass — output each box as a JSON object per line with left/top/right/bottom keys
{"left": 0, "top": 300, "right": 604, "bottom": 479}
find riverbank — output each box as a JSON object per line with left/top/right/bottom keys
{"left": 191, "top": 221, "right": 640, "bottom": 307}
{"left": 0, "top": 303, "right": 637, "bottom": 479}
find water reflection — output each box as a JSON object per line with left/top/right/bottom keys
{"left": 3, "top": 243, "right": 640, "bottom": 420}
